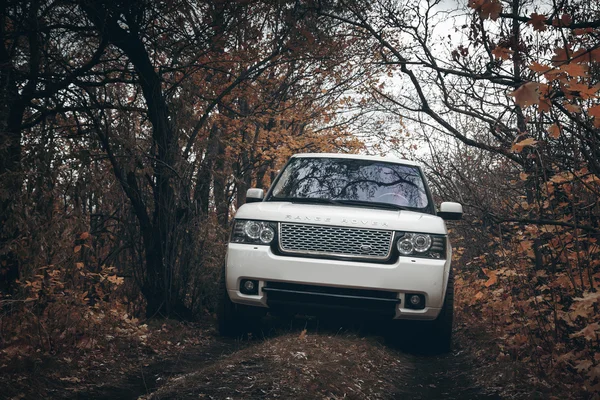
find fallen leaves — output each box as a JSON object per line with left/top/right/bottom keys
{"left": 106, "top": 275, "right": 124, "bottom": 285}
{"left": 571, "top": 323, "right": 600, "bottom": 341}
{"left": 550, "top": 171, "right": 575, "bottom": 184}
{"left": 482, "top": 268, "right": 498, "bottom": 287}
{"left": 456, "top": 6, "right": 600, "bottom": 393}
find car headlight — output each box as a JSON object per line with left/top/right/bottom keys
{"left": 396, "top": 233, "right": 446, "bottom": 259}
{"left": 231, "top": 220, "right": 277, "bottom": 245}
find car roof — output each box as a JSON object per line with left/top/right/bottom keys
{"left": 291, "top": 153, "right": 421, "bottom": 167}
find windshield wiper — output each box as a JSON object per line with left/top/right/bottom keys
{"left": 270, "top": 196, "right": 341, "bottom": 205}
{"left": 270, "top": 197, "right": 411, "bottom": 211}
{"left": 334, "top": 199, "right": 411, "bottom": 211}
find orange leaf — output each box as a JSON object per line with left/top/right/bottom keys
{"left": 492, "top": 46, "right": 513, "bottom": 60}
{"left": 589, "top": 104, "right": 600, "bottom": 118}
{"left": 548, "top": 124, "right": 561, "bottom": 139}
{"left": 528, "top": 13, "right": 547, "bottom": 31}
{"left": 564, "top": 103, "right": 581, "bottom": 113}
{"left": 474, "top": 291, "right": 484, "bottom": 300}
{"left": 560, "top": 14, "right": 572, "bottom": 26}
{"left": 482, "top": 0, "right": 502, "bottom": 20}
{"left": 562, "top": 82, "right": 600, "bottom": 100}
{"left": 543, "top": 69, "right": 564, "bottom": 82}
{"left": 107, "top": 275, "right": 124, "bottom": 285}
{"left": 550, "top": 172, "right": 574, "bottom": 184}
{"left": 559, "top": 63, "right": 588, "bottom": 77}
{"left": 74, "top": 245, "right": 82, "bottom": 253}
{"left": 484, "top": 271, "right": 498, "bottom": 287}
{"left": 529, "top": 62, "right": 550, "bottom": 73}
{"left": 76, "top": 262, "right": 84, "bottom": 269}
{"left": 298, "top": 329, "right": 307, "bottom": 340}
{"left": 571, "top": 322, "right": 600, "bottom": 341}
{"left": 511, "top": 137, "right": 538, "bottom": 153}
{"left": 552, "top": 46, "right": 571, "bottom": 65}
{"left": 575, "top": 360, "right": 593, "bottom": 373}
{"left": 538, "top": 96, "right": 552, "bottom": 113}
{"left": 511, "top": 82, "right": 540, "bottom": 108}
{"left": 572, "top": 48, "right": 589, "bottom": 60}
{"left": 573, "top": 28, "right": 593, "bottom": 35}
{"left": 469, "top": 0, "right": 502, "bottom": 20}
{"left": 589, "top": 48, "right": 600, "bottom": 63}
{"left": 80, "top": 232, "right": 90, "bottom": 240}
{"left": 519, "top": 172, "right": 529, "bottom": 180}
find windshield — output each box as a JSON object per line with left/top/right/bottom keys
{"left": 268, "top": 157, "right": 430, "bottom": 210}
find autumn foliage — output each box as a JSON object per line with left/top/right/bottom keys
{"left": 1, "top": 0, "right": 600, "bottom": 396}
{"left": 0, "top": 0, "right": 369, "bottom": 381}
{"left": 316, "top": 0, "right": 600, "bottom": 395}
{"left": 449, "top": 0, "right": 600, "bottom": 394}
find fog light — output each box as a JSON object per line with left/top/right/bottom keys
{"left": 240, "top": 279, "right": 259, "bottom": 295}
{"left": 405, "top": 293, "right": 425, "bottom": 310}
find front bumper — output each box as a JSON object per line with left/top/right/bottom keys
{"left": 225, "top": 243, "right": 451, "bottom": 320}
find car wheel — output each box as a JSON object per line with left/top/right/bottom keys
{"left": 217, "top": 272, "right": 241, "bottom": 337}
{"left": 430, "top": 270, "right": 454, "bottom": 354}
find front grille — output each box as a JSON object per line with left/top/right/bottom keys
{"left": 278, "top": 223, "right": 393, "bottom": 260}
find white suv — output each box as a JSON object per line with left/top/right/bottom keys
{"left": 218, "top": 153, "right": 462, "bottom": 352}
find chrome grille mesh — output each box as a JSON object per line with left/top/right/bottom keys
{"left": 279, "top": 223, "right": 393, "bottom": 259}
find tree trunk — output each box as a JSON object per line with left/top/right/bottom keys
{"left": 213, "top": 139, "right": 229, "bottom": 231}
{"left": 195, "top": 124, "right": 221, "bottom": 216}
{"left": 81, "top": 2, "right": 188, "bottom": 318}
{"left": 0, "top": 10, "right": 26, "bottom": 292}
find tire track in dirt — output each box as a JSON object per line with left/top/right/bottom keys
{"left": 70, "top": 338, "right": 250, "bottom": 400}
{"left": 64, "top": 316, "right": 501, "bottom": 399}
{"left": 389, "top": 350, "right": 500, "bottom": 399}
{"left": 107, "top": 318, "right": 501, "bottom": 400}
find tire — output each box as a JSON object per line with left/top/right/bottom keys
{"left": 429, "top": 270, "right": 454, "bottom": 354}
{"left": 217, "top": 272, "right": 264, "bottom": 337}
{"left": 385, "top": 273, "right": 454, "bottom": 353}
{"left": 217, "top": 272, "right": 241, "bottom": 337}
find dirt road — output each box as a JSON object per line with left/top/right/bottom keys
{"left": 70, "top": 317, "right": 506, "bottom": 400}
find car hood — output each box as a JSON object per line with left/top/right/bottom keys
{"left": 234, "top": 201, "right": 447, "bottom": 234}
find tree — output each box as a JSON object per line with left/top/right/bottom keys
{"left": 0, "top": 0, "right": 378, "bottom": 317}
{"left": 0, "top": 0, "right": 107, "bottom": 290}
{"left": 320, "top": 0, "right": 600, "bottom": 389}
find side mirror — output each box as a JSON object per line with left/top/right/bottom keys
{"left": 438, "top": 202, "right": 463, "bottom": 220}
{"left": 246, "top": 188, "right": 264, "bottom": 203}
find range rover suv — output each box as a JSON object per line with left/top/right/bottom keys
{"left": 218, "top": 153, "right": 462, "bottom": 352}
